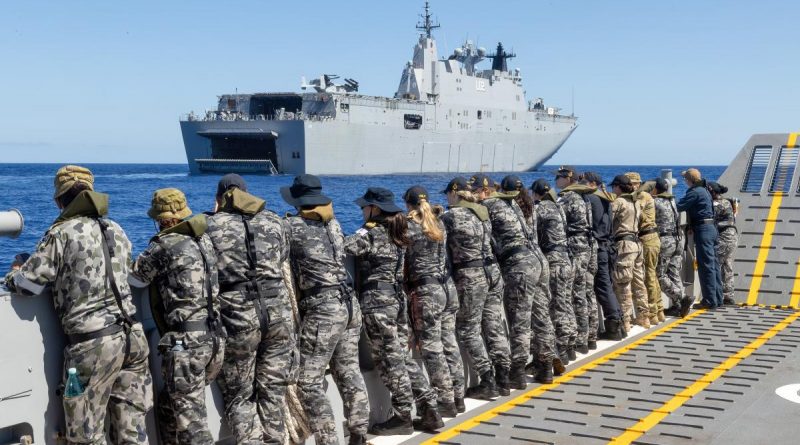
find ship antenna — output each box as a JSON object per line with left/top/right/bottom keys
{"left": 416, "top": 1, "right": 440, "bottom": 38}
{"left": 571, "top": 86, "right": 575, "bottom": 117}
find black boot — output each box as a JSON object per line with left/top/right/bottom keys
{"left": 369, "top": 413, "right": 414, "bottom": 436}
{"left": 680, "top": 297, "right": 693, "bottom": 318}
{"left": 438, "top": 401, "right": 458, "bottom": 418}
{"left": 557, "top": 345, "right": 571, "bottom": 366}
{"left": 455, "top": 396, "right": 466, "bottom": 413}
{"left": 588, "top": 340, "right": 597, "bottom": 350}
{"left": 509, "top": 364, "right": 528, "bottom": 390}
{"left": 664, "top": 305, "right": 681, "bottom": 317}
{"left": 495, "top": 365, "right": 511, "bottom": 396}
{"left": 723, "top": 297, "right": 736, "bottom": 306}
{"left": 534, "top": 360, "right": 554, "bottom": 384}
{"left": 599, "top": 318, "right": 623, "bottom": 341}
{"left": 413, "top": 403, "right": 445, "bottom": 432}
{"left": 576, "top": 343, "right": 589, "bottom": 354}
{"left": 567, "top": 345, "right": 577, "bottom": 361}
{"left": 348, "top": 432, "right": 368, "bottom": 445}
{"left": 465, "top": 371, "right": 498, "bottom": 400}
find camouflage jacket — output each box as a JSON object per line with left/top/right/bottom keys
{"left": 206, "top": 189, "right": 289, "bottom": 286}
{"left": 713, "top": 197, "right": 736, "bottom": 230}
{"left": 635, "top": 191, "right": 657, "bottom": 232}
{"left": 534, "top": 199, "right": 569, "bottom": 254}
{"left": 5, "top": 191, "right": 139, "bottom": 335}
{"left": 441, "top": 202, "right": 493, "bottom": 267}
{"left": 654, "top": 193, "right": 681, "bottom": 238}
{"left": 482, "top": 194, "right": 533, "bottom": 263}
{"left": 284, "top": 205, "right": 348, "bottom": 296}
{"left": 405, "top": 217, "right": 448, "bottom": 284}
{"left": 132, "top": 215, "right": 220, "bottom": 329}
{"left": 345, "top": 219, "right": 405, "bottom": 288}
{"left": 557, "top": 186, "right": 593, "bottom": 239}
{"left": 611, "top": 194, "right": 639, "bottom": 239}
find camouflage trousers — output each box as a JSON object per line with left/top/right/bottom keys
{"left": 586, "top": 241, "right": 599, "bottom": 342}
{"left": 363, "top": 292, "right": 437, "bottom": 416}
{"left": 527, "top": 249, "right": 557, "bottom": 363}
{"left": 613, "top": 240, "right": 650, "bottom": 331}
{"left": 158, "top": 331, "right": 225, "bottom": 445}
{"left": 410, "top": 283, "right": 456, "bottom": 405}
{"left": 442, "top": 279, "right": 466, "bottom": 399}
{"left": 485, "top": 264, "right": 512, "bottom": 371}
{"left": 500, "top": 254, "right": 539, "bottom": 369}
{"left": 217, "top": 290, "right": 297, "bottom": 444}
{"left": 657, "top": 235, "right": 685, "bottom": 307}
{"left": 297, "top": 291, "right": 369, "bottom": 445}
{"left": 640, "top": 232, "right": 663, "bottom": 320}
{"left": 546, "top": 251, "right": 577, "bottom": 349}
{"left": 567, "top": 236, "right": 591, "bottom": 346}
{"left": 453, "top": 266, "right": 493, "bottom": 376}
{"left": 716, "top": 228, "right": 739, "bottom": 301}
{"left": 62, "top": 324, "right": 152, "bottom": 445}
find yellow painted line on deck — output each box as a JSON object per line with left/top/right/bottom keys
{"left": 419, "top": 310, "right": 707, "bottom": 445}
{"left": 608, "top": 309, "right": 800, "bottom": 445}
{"left": 787, "top": 133, "right": 800, "bottom": 308}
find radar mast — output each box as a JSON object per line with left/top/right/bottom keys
{"left": 416, "top": 2, "right": 440, "bottom": 38}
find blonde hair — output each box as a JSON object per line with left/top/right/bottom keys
{"left": 455, "top": 190, "right": 479, "bottom": 203}
{"left": 408, "top": 200, "right": 444, "bottom": 242}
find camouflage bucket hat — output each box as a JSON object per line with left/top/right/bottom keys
{"left": 624, "top": 171, "right": 642, "bottom": 184}
{"left": 53, "top": 165, "right": 94, "bottom": 198}
{"left": 148, "top": 188, "right": 192, "bottom": 220}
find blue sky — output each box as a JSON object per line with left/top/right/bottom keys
{"left": 1, "top": 0, "right": 798, "bottom": 165}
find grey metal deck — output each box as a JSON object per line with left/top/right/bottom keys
{"left": 402, "top": 306, "right": 800, "bottom": 445}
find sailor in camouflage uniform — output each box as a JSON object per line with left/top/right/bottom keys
{"left": 651, "top": 178, "right": 690, "bottom": 317}
{"left": 531, "top": 179, "right": 576, "bottom": 370}
{"left": 345, "top": 187, "right": 444, "bottom": 435}
{"left": 403, "top": 186, "right": 463, "bottom": 416}
{"left": 473, "top": 173, "right": 544, "bottom": 389}
{"left": 281, "top": 175, "right": 370, "bottom": 445}
{"left": 205, "top": 175, "right": 296, "bottom": 444}
{"left": 627, "top": 172, "right": 664, "bottom": 324}
{"left": 555, "top": 167, "right": 596, "bottom": 355}
{"left": 609, "top": 175, "right": 651, "bottom": 332}
{"left": 441, "top": 177, "right": 500, "bottom": 400}
{"left": 5, "top": 166, "right": 153, "bottom": 445}
{"left": 131, "top": 188, "right": 225, "bottom": 445}
{"left": 708, "top": 181, "right": 738, "bottom": 305}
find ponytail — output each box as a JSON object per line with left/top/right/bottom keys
{"left": 455, "top": 190, "right": 479, "bottom": 203}
{"left": 514, "top": 188, "right": 535, "bottom": 221}
{"left": 408, "top": 200, "right": 444, "bottom": 242}
{"left": 383, "top": 211, "right": 411, "bottom": 247}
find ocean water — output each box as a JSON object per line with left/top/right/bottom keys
{"left": 0, "top": 163, "right": 725, "bottom": 273}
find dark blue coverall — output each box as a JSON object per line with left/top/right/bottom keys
{"left": 677, "top": 184, "right": 724, "bottom": 307}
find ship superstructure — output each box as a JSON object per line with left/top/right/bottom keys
{"left": 180, "top": 3, "right": 578, "bottom": 174}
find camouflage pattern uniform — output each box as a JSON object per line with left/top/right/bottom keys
{"left": 206, "top": 189, "right": 296, "bottom": 444}
{"left": 535, "top": 199, "right": 577, "bottom": 353}
{"left": 586, "top": 236, "right": 600, "bottom": 344}
{"left": 522, "top": 209, "right": 557, "bottom": 366}
{"left": 345, "top": 220, "right": 438, "bottom": 418}
{"left": 441, "top": 204, "right": 494, "bottom": 378}
{"left": 654, "top": 193, "right": 686, "bottom": 308}
{"left": 440, "top": 278, "right": 465, "bottom": 400}
{"left": 557, "top": 187, "right": 594, "bottom": 348}
{"left": 713, "top": 197, "right": 738, "bottom": 303}
{"left": 285, "top": 210, "right": 369, "bottom": 445}
{"left": 611, "top": 194, "right": 650, "bottom": 331}
{"left": 635, "top": 190, "right": 663, "bottom": 322}
{"left": 482, "top": 195, "right": 546, "bottom": 375}
{"left": 6, "top": 190, "right": 153, "bottom": 445}
{"left": 405, "top": 217, "right": 461, "bottom": 405}
{"left": 133, "top": 214, "right": 225, "bottom": 445}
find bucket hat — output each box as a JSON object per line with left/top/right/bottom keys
{"left": 280, "top": 174, "right": 332, "bottom": 207}
{"left": 355, "top": 187, "right": 403, "bottom": 213}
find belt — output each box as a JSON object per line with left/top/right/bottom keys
{"left": 407, "top": 276, "right": 444, "bottom": 290}
{"left": 498, "top": 245, "right": 531, "bottom": 263}
{"left": 614, "top": 233, "right": 638, "bottom": 243}
{"left": 452, "top": 258, "right": 495, "bottom": 272}
{"left": 360, "top": 281, "right": 399, "bottom": 293}
{"left": 567, "top": 230, "right": 590, "bottom": 238}
{"left": 221, "top": 277, "right": 283, "bottom": 297}
{"left": 718, "top": 225, "right": 737, "bottom": 232}
{"left": 638, "top": 227, "right": 658, "bottom": 237}
{"left": 693, "top": 218, "right": 715, "bottom": 226}
{"left": 659, "top": 231, "right": 679, "bottom": 237}
{"left": 541, "top": 245, "right": 569, "bottom": 255}
{"left": 67, "top": 321, "right": 134, "bottom": 345}
{"left": 301, "top": 282, "right": 348, "bottom": 299}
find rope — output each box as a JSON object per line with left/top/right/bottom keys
{"left": 281, "top": 261, "right": 312, "bottom": 444}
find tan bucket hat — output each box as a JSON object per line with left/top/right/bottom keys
{"left": 148, "top": 188, "right": 192, "bottom": 220}
{"left": 53, "top": 165, "right": 94, "bottom": 198}
{"left": 624, "top": 171, "right": 642, "bottom": 184}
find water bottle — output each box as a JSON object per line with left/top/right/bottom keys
{"left": 171, "top": 340, "right": 185, "bottom": 352}
{"left": 64, "top": 367, "right": 84, "bottom": 398}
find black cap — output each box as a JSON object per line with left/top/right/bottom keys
{"left": 217, "top": 173, "right": 247, "bottom": 197}
{"left": 355, "top": 187, "right": 403, "bottom": 213}
{"left": 582, "top": 171, "right": 603, "bottom": 185}
{"left": 403, "top": 185, "right": 429, "bottom": 206}
{"left": 609, "top": 174, "right": 632, "bottom": 187}
{"left": 555, "top": 165, "right": 578, "bottom": 179}
{"left": 500, "top": 175, "right": 524, "bottom": 192}
{"left": 654, "top": 177, "right": 669, "bottom": 193}
{"left": 531, "top": 178, "right": 551, "bottom": 195}
{"left": 469, "top": 173, "right": 496, "bottom": 191}
{"left": 442, "top": 176, "right": 470, "bottom": 194}
{"left": 280, "top": 174, "right": 332, "bottom": 207}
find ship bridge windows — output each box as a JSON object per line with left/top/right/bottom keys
{"left": 769, "top": 145, "right": 799, "bottom": 194}
{"left": 404, "top": 114, "right": 422, "bottom": 129}
{"left": 741, "top": 145, "right": 773, "bottom": 193}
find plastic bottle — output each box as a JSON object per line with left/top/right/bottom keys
{"left": 171, "top": 340, "right": 185, "bottom": 352}
{"left": 65, "top": 367, "right": 84, "bottom": 398}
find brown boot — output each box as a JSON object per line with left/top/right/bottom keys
{"left": 636, "top": 316, "right": 651, "bottom": 329}
{"left": 649, "top": 315, "right": 659, "bottom": 325}
{"left": 657, "top": 310, "right": 665, "bottom": 322}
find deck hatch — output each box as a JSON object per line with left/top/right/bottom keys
{"left": 769, "top": 146, "right": 798, "bottom": 193}
{"left": 741, "top": 145, "right": 772, "bottom": 193}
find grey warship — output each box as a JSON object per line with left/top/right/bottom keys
{"left": 180, "top": 3, "right": 578, "bottom": 175}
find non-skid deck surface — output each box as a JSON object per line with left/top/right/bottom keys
{"left": 401, "top": 306, "right": 800, "bottom": 445}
